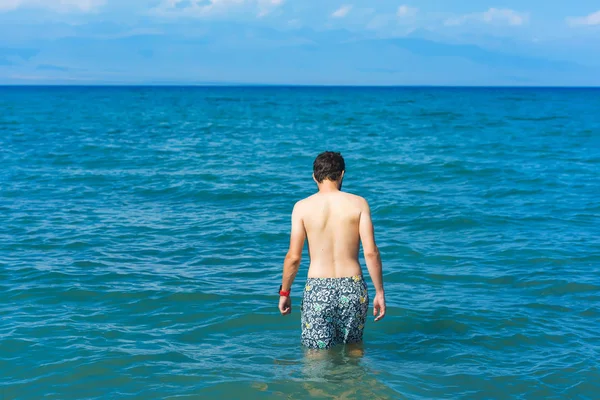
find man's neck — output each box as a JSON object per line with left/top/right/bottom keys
{"left": 317, "top": 180, "right": 340, "bottom": 193}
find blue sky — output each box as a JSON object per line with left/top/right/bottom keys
{"left": 0, "top": 0, "right": 599, "bottom": 85}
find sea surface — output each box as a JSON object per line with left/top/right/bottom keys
{"left": 1, "top": 86, "right": 599, "bottom": 399}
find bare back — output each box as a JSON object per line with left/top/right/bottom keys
{"left": 279, "top": 153, "right": 385, "bottom": 322}
{"left": 297, "top": 191, "right": 366, "bottom": 278}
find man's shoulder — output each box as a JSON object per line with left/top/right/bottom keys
{"left": 292, "top": 195, "right": 316, "bottom": 211}
{"left": 293, "top": 192, "right": 368, "bottom": 211}
{"left": 341, "top": 192, "right": 369, "bottom": 207}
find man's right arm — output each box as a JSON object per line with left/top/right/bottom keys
{"left": 359, "top": 198, "right": 386, "bottom": 321}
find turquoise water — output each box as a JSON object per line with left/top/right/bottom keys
{"left": 1, "top": 86, "right": 599, "bottom": 399}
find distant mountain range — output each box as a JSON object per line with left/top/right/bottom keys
{"left": 0, "top": 23, "right": 598, "bottom": 85}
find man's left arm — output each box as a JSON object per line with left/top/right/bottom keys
{"left": 279, "top": 202, "right": 305, "bottom": 315}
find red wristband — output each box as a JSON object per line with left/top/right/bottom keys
{"left": 279, "top": 285, "right": 290, "bottom": 297}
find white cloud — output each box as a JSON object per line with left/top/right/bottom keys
{"left": 567, "top": 10, "right": 600, "bottom": 26}
{"left": 257, "top": 0, "right": 283, "bottom": 17}
{"left": 331, "top": 5, "right": 352, "bottom": 18}
{"left": 397, "top": 5, "right": 417, "bottom": 18}
{"left": 445, "top": 8, "right": 528, "bottom": 27}
{"left": 0, "top": 0, "right": 105, "bottom": 12}
{"left": 151, "top": 0, "right": 283, "bottom": 18}
{"left": 366, "top": 14, "right": 392, "bottom": 30}
{"left": 0, "top": 0, "right": 19, "bottom": 11}
{"left": 444, "top": 16, "right": 464, "bottom": 26}
{"left": 482, "top": 8, "right": 527, "bottom": 25}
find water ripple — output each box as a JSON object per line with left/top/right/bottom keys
{"left": 1, "top": 87, "right": 599, "bottom": 399}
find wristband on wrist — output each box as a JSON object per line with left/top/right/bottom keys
{"left": 279, "top": 285, "right": 290, "bottom": 297}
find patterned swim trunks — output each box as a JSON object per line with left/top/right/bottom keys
{"left": 301, "top": 275, "right": 369, "bottom": 349}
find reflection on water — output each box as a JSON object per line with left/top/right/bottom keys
{"left": 301, "top": 343, "right": 367, "bottom": 383}
{"left": 258, "top": 344, "right": 402, "bottom": 399}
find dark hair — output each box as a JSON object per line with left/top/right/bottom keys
{"left": 313, "top": 151, "right": 345, "bottom": 183}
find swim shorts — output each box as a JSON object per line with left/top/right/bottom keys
{"left": 300, "top": 275, "right": 369, "bottom": 349}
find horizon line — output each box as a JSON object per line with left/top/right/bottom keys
{"left": 1, "top": 83, "right": 600, "bottom": 89}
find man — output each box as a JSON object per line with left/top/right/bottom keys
{"left": 278, "top": 151, "right": 385, "bottom": 350}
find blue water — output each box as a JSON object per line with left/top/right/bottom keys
{"left": 1, "top": 86, "right": 599, "bottom": 399}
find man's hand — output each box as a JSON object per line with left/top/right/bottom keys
{"left": 279, "top": 296, "right": 291, "bottom": 315}
{"left": 373, "top": 292, "right": 386, "bottom": 322}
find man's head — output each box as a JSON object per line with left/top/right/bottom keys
{"left": 313, "top": 151, "right": 345, "bottom": 187}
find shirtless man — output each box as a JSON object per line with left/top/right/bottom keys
{"left": 278, "top": 151, "right": 386, "bottom": 349}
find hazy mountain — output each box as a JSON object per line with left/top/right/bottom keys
{"left": 1, "top": 23, "right": 598, "bottom": 85}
